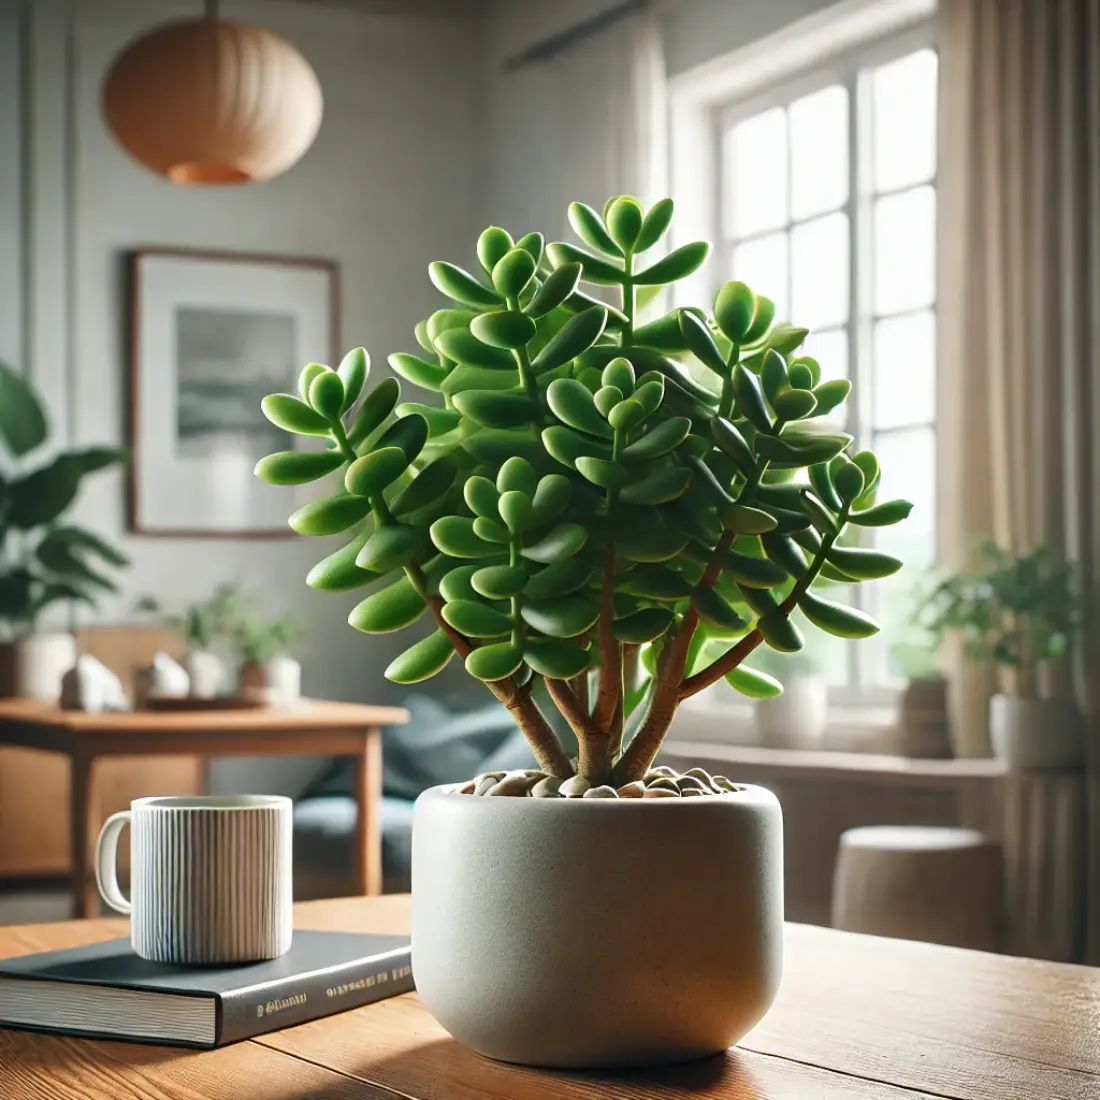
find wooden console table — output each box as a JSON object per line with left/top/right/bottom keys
{"left": 0, "top": 699, "right": 408, "bottom": 918}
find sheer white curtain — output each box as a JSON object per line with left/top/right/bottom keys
{"left": 482, "top": 6, "right": 666, "bottom": 244}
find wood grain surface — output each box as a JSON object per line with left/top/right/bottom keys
{"left": 1, "top": 895, "right": 1097, "bottom": 1100}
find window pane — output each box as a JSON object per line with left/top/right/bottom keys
{"left": 874, "top": 186, "right": 935, "bottom": 314}
{"left": 726, "top": 107, "right": 788, "bottom": 237}
{"left": 794, "top": 588, "right": 857, "bottom": 686}
{"left": 874, "top": 49, "right": 937, "bottom": 192}
{"left": 801, "top": 327, "right": 847, "bottom": 382}
{"left": 871, "top": 426, "right": 935, "bottom": 557}
{"left": 873, "top": 310, "right": 936, "bottom": 430}
{"left": 791, "top": 212, "right": 849, "bottom": 330}
{"left": 733, "top": 232, "right": 788, "bottom": 319}
{"left": 790, "top": 85, "right": 848, "bottom": 219}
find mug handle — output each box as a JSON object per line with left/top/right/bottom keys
{"left": 94, "top": 811, "right": 132, "bottom": 915}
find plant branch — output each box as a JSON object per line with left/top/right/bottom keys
{"left": 593, "top": 543, "right": 621, "bottom": 731}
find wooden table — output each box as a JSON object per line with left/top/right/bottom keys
{"left": 0, "top": 699, "right": 407, "bottom": 918}
{"left": 0, "top": 895, "right": 1097, "bottom": 1099}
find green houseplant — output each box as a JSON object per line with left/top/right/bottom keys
{"left": 0, "top": 362, "right": 128, "bottom": 698}
{"left": 917, "top": 540, "right": 1082, "bottom": 769}
{"left": 233, "top": 605, "right": 303, "bottom": 706}
{"left": 256, "top": 195, "right": 911, "bottom": 1066}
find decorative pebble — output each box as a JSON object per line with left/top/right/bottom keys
{"left": 530, "top": 777, "right": 563, "bottom": 798}
{"left": 559, "top": 775, "right": 590, "bottom": 798}
{"left": 683, "top": 767, "right": 714, "bottom": 784}
{"left": 474, "top": 775, "right": 500, "bottom": 796}
{"left": 489, "top": 774, "right": 541, "bottom": 796}
{"left": 456, "top": 780, "right": 477, "bottom": 795}
{"left": 616, "top": 781, "right": 646, "bottom": 799}
{"left": 583, "top": 785, "right": 619, "bottom": 799}
{"left": 645, "top": 765, "right": 678, "bottom": 780}
{"left": 643, "top": 787, "right": 679, "bottom": 798}
{"left": 680, "top": 787, "right": 708, "bottom": 797}
{"left": 646, "top": 777, "right": 680, "bottom": 793}
{"left": 521, "top": 769, "right": 547, "bottom": 778}
{"left": 713, "top": 775, "right": 738, "bottom": 792}
{"left": 676, "top": 775, "right": 708, "bottom": 793}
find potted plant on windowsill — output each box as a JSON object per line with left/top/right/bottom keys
{"left": 0, "top": 361, "right": 128, "bottom": 699}
{"left": 917, "top": 540, "right": 1082, "bottom": 770}
{"left": 255, "top": 196, "right": 911, "bottom": 1068}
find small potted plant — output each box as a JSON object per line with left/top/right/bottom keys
{"left": 918, "top": 540, "right": 1082, "bottom": 769}
{"left": 0, "top": 361, "right": 128, "bottom": 699}
{"left": 751, "top": 647, "right": 827, "bottom": 749}
{"left": 134, "top": 583, "right": 240, "bottom": 698}
{"left": 256, "top": 196, "right": 910, "bottom": 1067}
{"left": 889, "top": 603, "right": 952, "bottom": 758}
{"left": 234, "top": 609, "right": 302, "bottom": 706}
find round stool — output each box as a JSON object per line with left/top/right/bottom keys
{"left": 831, "top": 826, "right": 1003, "bottom": 951}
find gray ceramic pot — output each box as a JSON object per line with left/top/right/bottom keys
{"left": 411, "top": 782, "right": 783, "bottom": 1068}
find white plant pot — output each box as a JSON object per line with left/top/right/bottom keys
{"left": 14, "top": 632, "right": 77, "bottom": 701}
{"left": 184, "top": 650, "right": 226, "bottom": 698}
{"left": 238, "top": 657, "right": 301, "bottom": 706}
{"left": 755, "top": 674, "right": 828, "bottom": 748}
{"left": 989, "top": 693, "right": 1084, "bottom": 771}
{"left": 412, "top": 783, "right": 784, "bottom": 1068}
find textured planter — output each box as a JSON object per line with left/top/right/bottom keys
{"left": 184, "top": 650, "right": 226, "bottom": 698}
{"left": 989, "top": 693, "right": 1084, "bottom": 771}
{"left": 411, "top": 783, "right": 783, "bottom": 1068}
{"left": 755, "top": 674, "right": 827, "bottom": 748}
{"left": 238, "top": 656, "right": 301, "bottom": 706}
{"left": 897, "top": 676, "right": 952, "bottom": 759}
{"left": 3, "top": 632, "right": 78, "bottom": 701}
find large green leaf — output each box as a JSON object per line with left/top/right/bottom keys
{"left": 355, "top": 524, "right": 424, "bottom": 571}
{"left": 520, "top": 523, "right": 587, "bottom": 564}
{"left": 452, "top": 390, "right": 536, "bottom": 429}
{"left": 567, "top": 202, "right": 623, "bottom": 257}
{"left": 337, "top": 348, "right": 369, "bottom": 411}
{"left": 390, "top": 456, "right": 458, "bottom": 517}
{"left": 613, "top": 607, "right": 674, "bottom": 643}
{"left": 541, "top": 425, "right": 612, "bottom": 468}
{"left": 824, "top": 545, "right": 903, "bottom": 580}
{"left": 0, "top": 361, "right": 47, "bottom": 457}
{"left": 385, "top": 629, "right": 456, "bottom": 683}
{"left": 546, "top": 242, "right": 623, "bottom": 285}
{"left": 307, "top": 533, "right": 380, "bottom": 592}
{"left": 797, "top": 589, "right": 880, "bottom": 638}
{"left": 471, "top": 564, "right": 527, "bottom": 599}
{"left": 523, "top": 638, "right": 590, "bottom": 678}
{"left": 435, "top": 328, "right": 516, "bottom": 370}
{"left": 430, "top": 516, "right": 499, "bottom": 559}
{"left": 691, "top": 587, "right": 747, "bottom": 632}
{"left": 619, "top": 417, "right": 690, "bottom": 460}
{"left": 848, "top": 499, "right": 914, "bottom": 527}
{"left": 714, "top": 546, "right": 787, "bottom": 588}
{"left": 289, "top": 493, "right": 373, "bottom": 537}
{"left": 347, "top": 378, "right": 401, "bottom": 449}
{"left": 525, "top": 263, "right": 582, "bottom": 318}
{"left": 429, "top": 261, "right": 503, "bottom": 310}
{"left": 255, "top": 449, "right": 344, "bottom": 486}
{"left": 345, "top": 447, "right": 408, "bottom": 498}
{"left": 442, "top": 599, "right": 513, "bottom": 637}
{"left": 617, "top": 527, "right": 689, "bottom": 563}
{"left": 9, "top": 457, "right": 82, "bottom": 530}
{"left": 713, "top": 281, "right": 755, "bottom": 342}
{"left": 491, "top": 248, "right": 537, "bottom": 299}
{"left": 532, "top": 308, "right": 608, "bottom": 373}
{"left": 523, "top": 558, "right": 593, "bottom": 600}
{"left": 634, "top": 198, "right": 674, "bottom": 253}
{"left": 620, "top": 465, "right": 692, "bottom": 505}
{"left": 725, "top": 664, "right": 782, "bottom": 699}
{"left": 261, "top": 394, "right": 331, "bottom": 436}
{"left": 465, "top": 642, "right": 523, "bottom": 681}
{"left": 520, "top": 598, "right": 599, "bottom": 638}
{"left": 37, "top": 526, "right": 129, "bottom": 569}
{"left": 348, "top": 577, "right": 427, "bottom": 634}
{"left": 634, "top": 241, "right": 709, "bottom": 286}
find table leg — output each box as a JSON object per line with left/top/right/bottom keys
{"left": 69, "top": 753, "right": 100, "bottom": 919}
{"left": 351, "top": 727, "right": 383, "bottom": 896}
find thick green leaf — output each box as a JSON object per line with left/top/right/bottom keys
{"left": 833, "top": 459, "right": 866, "bottom": 503}
{"left": 568, "top": 201, "right": 623, "bottom": 256}
{"left": 478, "top": 226, "right": 514, "bottom": 272}
{"left": 498, "top": 490, "right": 532, "bottom": 534}
{"left": 432, "top": 330, "right": 513, "bottom": 371}
{"left": 530, "top": 474, "right": 571, "bottom": 525}
{"left": 355, "top": 524, "right": 423, "bottom": 571}
{"left": 619, "top": 417, "right": 690, "bottom": 460}
{"left": 632, "top": 377, "right": 665, "bottom": 416}
{"left": 465, "top": 642, "right": 523, "bottom": 681}
{"left": 492, "top": 248, "right": 537, "bottom": 299}
{"left": 391, "top": 456, "right": 458, "bottom": 517}
{"left": 520, "top": 523, "right": 587, "bottom": 563}
{"left": 732, "top": 363, "right": 771, "bottom": 431}
{"left": 375, "top": 415, "right": 428, "bottom": 462}
{"left": 37, "top": 526, "right": 129, "bottom": 569}
{"left": 443, "top": 598, "right": 513, "bottom": 637}
{"left": 801, "top": 489, "right": 839, "bottom": 537}
{"left": 634, "top": 241, "right": 710, "bottom": 286}
{"left": 430, "top": 516, "right": 499, "bottom": 558}
{"left": 809, "top": 461, "right": 844, "bottom": 513}
{"left": 741, "top": 295, "right": 777, "bottom": 344}
{"left": 348, "top": 576, "right": 426, "bottom": 633}
{"left": 308, "top": 368, "right": 345, "bottom": 421}
{"left": 679, "top": 310, "right": 727, "bottom": 374}
{"left": 464, "top": 475, "right": 499, "bottom": 518}
{"left": 9, "top": 457, "right": 83, "bottom": 529}
{"left": 385, "top": 629, "right": 455, "bottom": 683}
{"left": 755, "top": 431, "right": 849, "bottom": 466}
{"left": 462, "top": 427, "right": 541, "bottom": 464}
{"left": 345, "top": 447, "right": 407, "bottom": 498}
{"left": 613, "top": 606, "right": 674, "bottom": 643}
{"left": 606, "top": 196, "right": 644, "bottom": 251}
{"left": 426, "top": 308, "right": 477, "bottom": 346}
{"left": 452, "top": 389, "right": 535, "bottom": 429}
{"left": 525, "top": 263, "right": 582, "bottom": 318}
{"left": 715, "top": 546, "right": 787, "bottom": 588}
{"left": 389, "top": 353, "right": 447, "bottom": 391}
{"left": 788, "top": 361, "right": 815, "bottom": 389}
{"left": 575, "top": 456, "right": 625, "bottom": 490}
{"left": 0, "top": 361, "right": 47, "bottom": 457}
{"left": 429, "top": 261, "right": 503, "bottom": 310}
{"left": 347, "top": 378, "right": 400, "bottom": 448}
{"left": 617, "top": 527, "right": 689, "bottom": 562}
{"left": 725, "top": 664, "right": 782, "bottom": 698}
{"left": 523, "top": 638, "right": 590, "bottom": 678}
{"left": 813, "top": 378, "right": 852, "bottom": 415}
{"left": 470, "top": 310, "right": 537, "bottom": 350}
{"left": 691, "top": 587, "right": 747, "bottom": 632}
{"left": 472, "top": 514, "right": 509, "bottom": 544}
{"left": 797, "top": 589, "right": 880, "bottom": 638}
{"left": 546, "top": 378, "right": 613, "bottom": 438}
{"left": 594, "top": 385, "right": 624, "bottom": 417}
{"left": 532, "top": 308, "right": 608, "bottom": 372}
{"left": 851, "top": 450, "right": 881, "bottom": 499}
{"left": 523, "top": 558, "right": 593, "bottom": 600}
{"left": 634, "top": 198, "right": 675, "bottom": 253}
{"left": 720, "top": 503, "right": 778, "bottom": 535}
{"left": 546, "top": 241, "right": 623, "bottom": 285}
{"left": 515, "top": 231, "right": 545, "bottom": 264}
{"left": 685, "top": 455, "right": 733, "bottom": 507}
{"left": 825, "top": 546, "right": 903, "bottom": 580}
{"left": 395, "top": 402, "right": 461, "bottom": 437}
{"left": 620, "top": 465, "right": 692, "bottom": 504}
{"left": 439, "top": 563, "right": 480, "bottom": 602}
{"left": 541, "top": 425, "right": 612, "bottom": 468}
{"left": 471, "top": 564, "right": 527, "bottom": 599}
{"left": 602, "top": 357, "right": 635, "bottom": 394}
{"left": 625, "top": 348, "right": 720, "bottom": 406}
{"left": 261, "top": 394, "right": 330, "bottom": 437}
{"left": 289, "top": 493, "right": 372, "bottom": 536}
{"left": 760, "top": 349, "right": 788, "bottom": 405}
{"left": 620, "top": 563, "right": 692, "bottom": 600}
{"left": 633, "top": 311, "right": 690, "bottom": 354}
{"left": 307, "top": 533, "right": 380, "bottom": 591}
{"left": 848, "top": 499, "right": 914, "bottom": 526}
{"left": 773, "top": 388, "right": 818, "bottom": 421}
{"left": 713, "top": 281, "right": 755, "bottom": 342}
{"left": 255, "top": 448, "right": 344, "bottom": 486}
{"left": 521, "top": 598, "right": 599, "bottom": 638}
{"left": 758, "top": 610, "right": 804, "bottom": 652}
{"left": 608, "top": 398, "right": 645, "bottom": 432}
{"left": 711, "top": 418, "right": 754, "bottom": 473}
{"left": 761, "top": 532, "right": 808, "bottom": 578}
{"left": 497, "top": 456, "right": 537, "bottom": 496}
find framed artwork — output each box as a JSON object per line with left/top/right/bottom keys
{"left": 128, "top": 248, "right": 339, "bottom": 537}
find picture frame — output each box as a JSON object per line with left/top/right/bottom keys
{"left": 128, "top": 247, "right": 339, "bottom": 538}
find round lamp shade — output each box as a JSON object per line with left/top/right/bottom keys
{"left": 103, "top": 18, "right": 323, "bottom": 186}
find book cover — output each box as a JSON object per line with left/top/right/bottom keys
{"left": 0, "top": 930, "right": 413, "bottom": 1048}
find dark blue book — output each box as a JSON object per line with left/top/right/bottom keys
{"left": 0, "top": 930, "right": 412, "bottom": 1048}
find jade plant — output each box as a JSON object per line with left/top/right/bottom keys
{"left": 0, "top": 361, "right": 128, "bottom": 640}
{"left": 255, "top": 196, "right": 911, "bottom": 789}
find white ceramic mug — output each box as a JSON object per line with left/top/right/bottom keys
{"left": 95, "top": 795, "right": 293, "bottom": 965}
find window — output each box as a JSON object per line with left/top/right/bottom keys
{"left": 715, "top": 35, "right": 937, "bottom": 695}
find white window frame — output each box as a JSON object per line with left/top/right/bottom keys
{"left": 668, "top": 0, "right": 937, "bottom": 713}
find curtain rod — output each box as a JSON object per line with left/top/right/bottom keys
{"left": 503, "top": 0, "right": 649, "bottom": 72}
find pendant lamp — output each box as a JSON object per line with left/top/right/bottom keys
{"left": 102, "top": 0, "right": 323, "bottom": 186}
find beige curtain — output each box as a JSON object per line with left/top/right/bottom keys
{"left": 937, "top": 0, "right": 1100, "bottom": 960}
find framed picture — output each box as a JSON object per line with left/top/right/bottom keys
{"left": 128, "top": 247, "right": 339, "bottom": 537}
